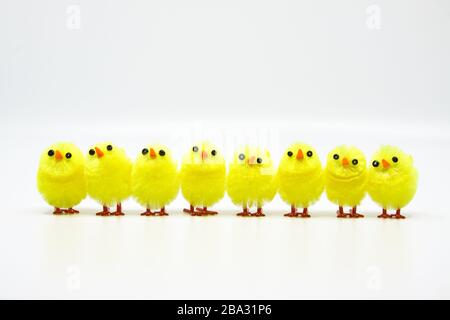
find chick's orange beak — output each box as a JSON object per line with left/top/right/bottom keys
{"left": 150, "top": 148, "right": 156, "bottom": 159}
{"left": 247, "top": 156, "right": 256, "bottom": 165}
{"left": 95, "top": 147, "right": 104, "bottom": 158}
{"left": 382, "top": 159, "right": 390, "bottom": 169}
{"left": 342, "top": 157, "right": 350, "bottom": 166}
{"left": 296, "top": 149, "right": 304, "bottom": 160}
{"left": 201, "top": 150, "right": 208, "bottom": 160}
{"left": 55, "top": 150, "right": 63, "bottom": 161}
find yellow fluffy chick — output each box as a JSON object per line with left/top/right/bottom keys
{"left": 367, "top": 146, "right": 418, "bottom": 219}
{"left": 132, "top": 144, "right": 179, "bottom": 216}
{"left": 180, "top": 142, "right": 226, "bottom": 216}
{"left": 325, "top": 145, "right": 367, "bottom": 218}
{"left": 37, "top": 142, "right": 86, "bottom": 214}
{"left": 227, "top": 146, "right": 277, "bottom": 217}
{"left": 277, "top": 143, "right": 324, "bottom": 218}
{"left": 85, "top": 142, "right": 132, "bottom": 216}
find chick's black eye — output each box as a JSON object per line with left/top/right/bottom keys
{"left": 89, "top": 149, "right": 95, "bottom": 156}
{"left": 159, "top": 150, "right": 165, "bottom": 156}
{"left": 238, "top": 153, "right": 245, "bottom": 160}
{"left": 287, "top": 151, "right": 293, "bottom": 157}
{"left": 352, "top": 159, "right": 358, "bottom": 165}
{"left": 107, "top": 145, "right": 113, "bottom": 151}
{"left": 48, "top": 150, "right": 54, "bottom": 157}
{"left": 211, "top": 150, "right": 217, "bottom": 156}
{"left": 372, "top": 160, "right": 379, "bottom": 167}
{"left": 65, "top": 153, "right": 72, "bottom": 159}
{"left": 257, "top": 157, "right": 263, "bottom": 164}
{"left": 307, "top": 151, "right": 313, "bottom": 157}
{"left": 333, "top": 154, "right": 339, "bottom": 160}
{"left": 142, "top": 148, "right": 148, "bottom": 155}
{"left": 192, "top": 146, "right": 199, "bottom": 152}
{"left": 392, "top": 156, "right": 398, "bottom": 163}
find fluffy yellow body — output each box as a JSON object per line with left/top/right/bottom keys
{"left": 277, "top": 143, "right": 324, "bottom": 209}
{"left": 86, "top": 143, "right": 132, "bottom": 207}
{"left": 37, "top": 142, "right": 86, "bottom": 209}
{"left": 325, "top": 171, "right": 367, "bottom": 207}
{"left": 180, "top": 142, "right": 226, "bottom": 208}
{"left": 324, "top": 146, "right": 367, "bottom": 208}
{"left": 132, "top": 145, "right": 179, "bottom": 210}
{"left": 227, "top": 165, "right": 277, "bottom": 208}
{"left": 367, "top": 146, "right": 418, "bottom": 210}
{"left": 227, "top": 147, "right": 277, "bottom": 209}
{"left": 181, "top": 164, "right": 226, "bottom": 207}
{"left": 278, "top": 170, "right": 323, "bottom": 208}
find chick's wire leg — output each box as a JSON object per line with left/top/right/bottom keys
{"left": 53, "top": 207, "right": 64, "bottom": 215}
{"left": 253, "top": 207, "right": 265, "bottom": 217}
{"left": 336, "top": 206, "right": 347, "bottom": 218}
{"left": 300, "top": 207, "right": 311, "bottom": 218}
{"left": 140, "top": 208, "right": 155, "bottom": 216}
{"left": 183, "top": 204, "right": 198, "bottom": 216}
{"left": 96, "top": 206, "right": 110, "bottom": 216}
{"left": 112, "top": 203, "right": 125, "bottom": 216}
{"left": 156, "top": 206, "right": 169, "bottom": 216}
{"left": 392, "top": 209, "right": 406, "bottom": 219}
{"left": 284, "top": 205, "right": 299, "bottom": 217}
{"left": 237, "top": 207, "right": 251, "bottom": 217}
{"left": 377, "top": 208, "right": 390, "bottom": 219}
{"left": 349, "top": 206, "right": 364, "bottom": 218}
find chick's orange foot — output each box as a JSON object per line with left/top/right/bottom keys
{"left": 391, "top": 209, "right": 406, "bottom": 219}
{"left": 284, "top": 205, "right": 299, "bottom": 217}
{"left": 285, "top": 206, "right": 310, "bottom": 218}
{"left": 337, "top": 206, "right": 364, "bottom": 218}
{"left": 155, "top": 207, "right": 169, "bottom": 216}
{"left": 300, "top": 208, "right": 311, "bottom": 218}
{"left": 252, "top": 207, "right": 265, "bottom": 217}
{"left": 183, "top": 205, "right": 195, "bottom": 215}
{"left": 377, "top": 209, "right": 391, "bottom": 219}
{"left": 336, "top": 206, "right": 348, "bottom": 218}
{"left": 237, "top": 207, "right": 251, "bottom": 217}
{"left": 349, "top": 207, "right": 364, "bottom": 218}
{"left": 140, "top": 209, "right": 156, "bottom": 216}
{"left": 64, "top": 208, "right": 79, "bottom": 214}
{"left": 96, "top": 206, "right": 110, "bottom": 216}
{"left": 53, "top": 207, "right": 64, "bottom": 215}
{"left": 195, "top": 207, "right": 218, "bottom": 215}
{"left": 112, "top": 203, "right": 125, "bottom": 216}
{"left": 183, "top": 205, "right": 206, "bottom": 216}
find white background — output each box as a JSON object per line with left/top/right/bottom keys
{"left": 1, "top": 0, "right": 450, "bottom": 299}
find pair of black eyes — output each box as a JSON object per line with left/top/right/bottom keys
{"left": 192, "top": 146, "right": 216, "bottom": 156}
{"left": 48, "top": 150, "right": 72, "bottom": 159}
{"left": 333, "top": 154, "right": 358, "bottom": 165}
{"left": 372, "top": 157, "right": 399, "bottom": 167}
{"left": 238, "top": 154, "right": 263, "bottom": 164}
{"left": 142, "top": 148, "right": 165, "bottom": 156}
{"left": 287, "top": 151, "right": 313, "bottom": 157}
{"left": 89, "top": 145, "right": 113, "bottom": 156}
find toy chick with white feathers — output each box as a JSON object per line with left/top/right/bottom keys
{"left": 180, "top": 141, "right": 226, "bottom": 216}
{"left": 227, "top": 146, "right": 277, "bottom": 217}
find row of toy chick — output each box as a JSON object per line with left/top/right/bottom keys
{"left": 37, "top": 142, "right": 418, "bottom": 219}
